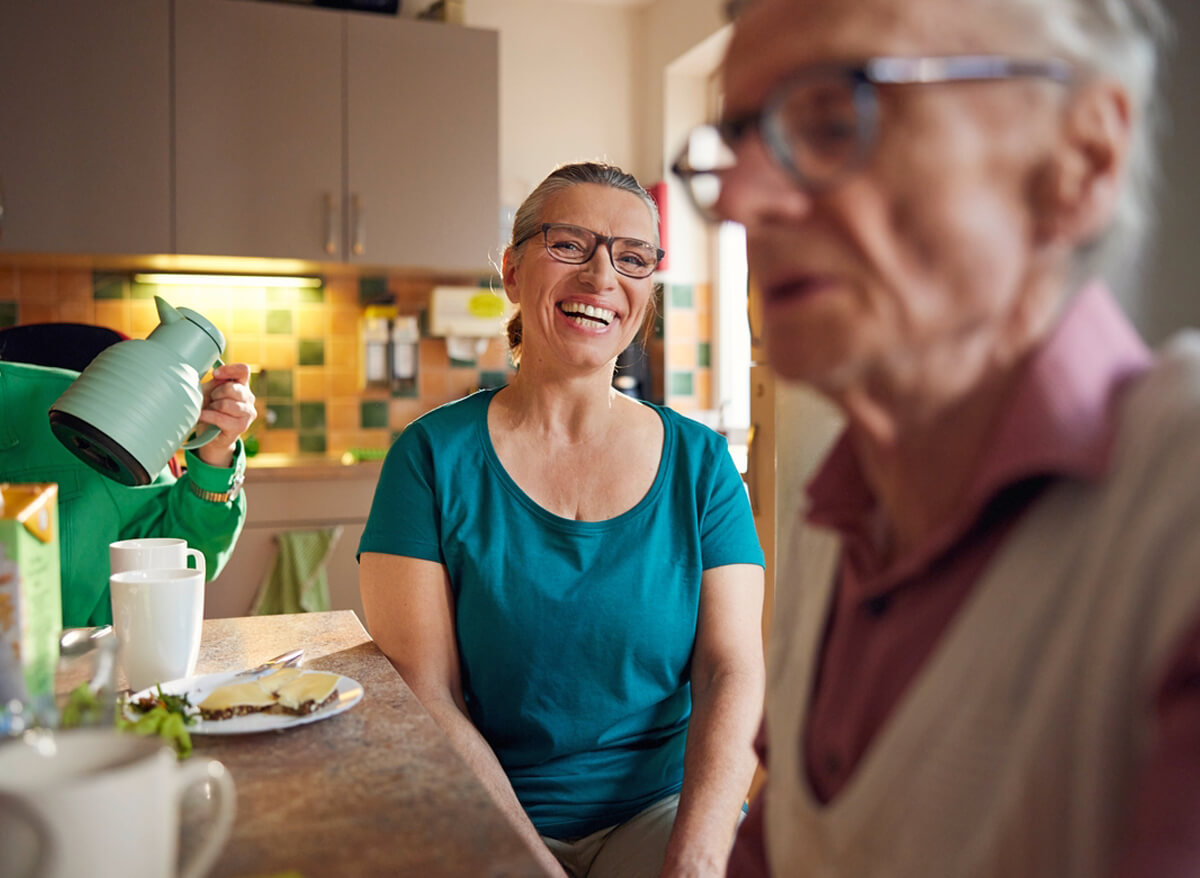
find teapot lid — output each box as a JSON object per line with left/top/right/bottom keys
{"left": 177, "top": 306, "right": 226, "bottom": 354}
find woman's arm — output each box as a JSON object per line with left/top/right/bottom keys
{"left": 660, "top": 562, "right": 765, "bottom": 878}
{"left": 359, "top": 551, "right": 568, "bottom": 878}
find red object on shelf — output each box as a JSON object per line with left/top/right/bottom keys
{"left": 646, "top": 181, "right": 669, "bottom": 272}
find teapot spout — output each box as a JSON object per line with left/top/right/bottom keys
{"left": 155, "top": 295, "right": 182, "bottom": 324}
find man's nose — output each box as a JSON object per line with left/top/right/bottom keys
{"left": 717, "top": 136, "right": 814, "bottom": 228}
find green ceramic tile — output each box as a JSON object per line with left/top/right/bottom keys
{"left": 670, "top": 284, "right": 694, "bottom": 309}
{"left": 670, "top": 371, "right": 694, "bottom": 397}
{"left": 92, "top": 272, "right": 128, "bottom": 300}
{"left": 266, "top": 309, "right": 293, "bottom": 335}
{"left": 391, "top": 376, "right": 419, "bottom": 398}
{"left": 448, "top": 355, "right": 476, "bottom": 368}
{"left": 264, "top": 370, "right": 293, "bottom": 399}
{"left": 298, "top": 433, "right": 327, "bottom": 455}
{"left": 267, "top": 286, "right": 325, "bottom": 304}
{"left": 129, "top": 281, "right": 156, "bottom": 299}
{"left": 360, "top": 400, "right": 389, "bottom": 429}
{"left": 479, "top": 370, "right": 509, "bottom": 389}
{"left": 0, "top": 301, "right": 18, "bottom": 328}
{"left": 359, "top": 276, "right": 389, "bottom": 304}
{"left": 298, "top": 401, "right": 326, "bottom": 430}
{"left": 250, "top": 370, "right": 266, "bottom": 398}
{"left": 697, "top": 342, "right": 711, "bottom": 368}
{"left": 266, "top": 404, "right": 295, "bottom": 429}
{"left": 298, "top": 338, "right": 325, "bottom": 366}
{"left": 297, "top": 285, "right": 324, "bottom": 304}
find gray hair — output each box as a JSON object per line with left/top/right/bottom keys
{"left": 503, "top": 161, "right": 661, "bottom": 366}
{"left": 990, "top": 0, "right": 1172, "bottom": 287}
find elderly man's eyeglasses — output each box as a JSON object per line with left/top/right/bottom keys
{"left": 671, "top": 55, "right": 1075, "bottom": 221}
{"left": 514, "top": 223, "right": 665, "bottom": 279}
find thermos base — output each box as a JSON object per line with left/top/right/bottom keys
{"left": 48, "top": 410, "right": 152, "bottom": 487}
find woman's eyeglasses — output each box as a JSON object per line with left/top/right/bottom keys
{"left": 671, "top": 55, "right": 1075, "bottom": 222}
{"left": 514, "top": 223, "right": 664, "bottom": 279}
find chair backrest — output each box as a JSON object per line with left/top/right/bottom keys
{"left": 0, "top": 322, "right": 127, "bottom": 373}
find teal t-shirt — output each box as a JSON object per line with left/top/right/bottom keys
{"left": 359, "top": 389, "right": 764, "bottom": 838}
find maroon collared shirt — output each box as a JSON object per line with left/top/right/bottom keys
{"left": 729, "top": 286, "right": 1200, "bottom": 877}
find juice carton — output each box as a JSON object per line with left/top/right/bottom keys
{"left": 0, "top": 483, "right": 62, "bottom": 705}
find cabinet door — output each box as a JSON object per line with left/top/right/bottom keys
{"left": 0, "top": 0, "right": 170, "bottom": 255}
{"left": 346, "top": 16, "right": 499, "bottom": 273}
{"left": 174, "top": 0, "right": 344, "bottom": 261}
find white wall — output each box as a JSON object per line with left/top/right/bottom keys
{"left": 464, "top": 0, "right": 639, "bottom": 222}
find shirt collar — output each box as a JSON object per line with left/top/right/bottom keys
{"left": 805, "top": 283, "right": 1153, "bottom": 585}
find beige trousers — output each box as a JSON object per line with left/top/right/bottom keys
{"left": 541, "top": 794, "right": 680, "bottom": 878}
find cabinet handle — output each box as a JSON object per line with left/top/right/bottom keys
{"left": 351, "top": 193, "right": 365, "bottom": 256}
{"left": 323, "top": 192, "right": 337, "bottom": 256}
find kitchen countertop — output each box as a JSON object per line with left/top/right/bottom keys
{"left": 243, "top": 453, "right": 385, "bottom": 482}
{"left": 149, "top": 612, "right": 547, "bottom": 877}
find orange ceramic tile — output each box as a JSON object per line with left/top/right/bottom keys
{"left": 419, "top": 338, "right": 446, "bottom": 370}
{"left": 0, "top": 266, "right": 16, "bottom": 300}
{"left": 231, "top": 307, "right": 264, "bottom": 335}
{"left": 294, "top": 368, "right": 328, "bottom": 400}
{"left": 329, "top": 336, "right": 358, "bottom": 367}
{"left": 93, "top": 300, "right": 131, "bottom": 335}
{"left": 421, "top": 368, "right": 449, "bottom": 400}
{"left": 330, "top": 369, "right": 360, "bottom": 397}
{"left": 328, "top": 400, "right": 359, "bottom": 432}
{"left": 17, "top": 304, "right": 56, "bottom": 324}
{"left": 57, "top": 270, "right": 92, "bottom": 302}
{"left": 669, "top": 342, "right": 696, "bottom": 369}
{"left": 324, "top": 278, "right": 358, "bottom": 308}
{"left": 697, "top": 309, "right": 712, "bottom": 344}
{"left": 264, "top": 337, "right": 296, "bottom": 369}
{"left": 693, "top": 282, "right": 712, "bottom": 315}
{"left": 389, "top": 398, "right": 428, "bottom": 430}
{"left": 694, "top": 369, "right": 712, "bottom": 408}
{"left": 325, "top": 430, "right": 355, "bottom": 455}
{"left": 56, "top": 300, "right": 96, "bottom": 325}
{"left": 296, "top": 306, "right": 328, "bottom": 338}
{"left": 669, "top": 309, "right": 698, "bottom": 341}
{"left": 225, "top": 335, "right": 265, "bottom": 365}
{"left": 330, "top": 308, "right": 359, "bottom": 337}
{"left": 18, "top": 270, "right": 57, "bottom": 304}
{"left": 130, "top": 298, "right": 160, "bottom": 336}
{"left": 358, "top": 428, "right": 391, "bottom": 449}
{"left": 257, "top": 430, "right": 298, "bottom": 456}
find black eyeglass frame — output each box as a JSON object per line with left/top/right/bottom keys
{"left": 513, "top": 222, "right": 666, "bottom": 279}
{"left": 671, "top": 54, "right": 1076, "bottom": 218}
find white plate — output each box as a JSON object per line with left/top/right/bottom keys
{"left": 125, "top": 669, "right": 364, "bottom": 735}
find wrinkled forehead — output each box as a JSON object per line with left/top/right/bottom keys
{"left": 723, "top": 0, "right": 1037, "bottom": 112}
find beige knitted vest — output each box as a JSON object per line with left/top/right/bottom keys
{"left": 764, "top": 335, "right": 1200, "bottom": 878}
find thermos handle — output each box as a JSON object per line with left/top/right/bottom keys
{"left": 181, "top": 358, "right": 224, "bottom": 450}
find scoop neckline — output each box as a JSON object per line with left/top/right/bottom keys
{"left": 475, "top": 387, "right": 673, "bottom": 533}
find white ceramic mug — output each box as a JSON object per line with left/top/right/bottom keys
{"left": 110, "top": 568, "right": 205, "bottom": 690}
{"left": 0, "top": 728, "right": 236, "bottom": 878}
{"left": 110, "top": 537, "right": 206, "bottom": 581}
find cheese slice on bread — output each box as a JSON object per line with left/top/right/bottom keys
{"left": 257, "top": 666, "right": 304, "bottom": 695}
{"left": 274, "top": 672, "right": 340, "bottom": 715}
{"left": 198, "top": 680, "right": 279, "bottom": 720}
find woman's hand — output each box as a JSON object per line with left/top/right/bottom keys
{"left": 195, "top": 362, "right": 256, "bottom": 468}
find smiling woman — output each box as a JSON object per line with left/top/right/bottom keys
{"left": 359, "top": 161, "right": 766, "bottom": 878}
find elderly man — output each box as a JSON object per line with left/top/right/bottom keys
{"left": 672, "top": 0, "right": 1200, "bottom": 875}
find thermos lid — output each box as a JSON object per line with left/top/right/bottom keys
{"left": 177, "top": 306, "right": 226, "bottom": 356}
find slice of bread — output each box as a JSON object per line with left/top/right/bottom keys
{"left": 257, "top": 667, "right": 304, "bottom": 695}
{"left": 274, "top": 672, "right": 340, "bottom": 715}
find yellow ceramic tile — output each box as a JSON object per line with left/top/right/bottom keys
{"left": 225, "top": 335, "right": 265, "bottom": 366}
{"left": 232, "top": 307, "right": 264, "bottom": 335}
{"left": 93, "top": 300, "right": 131, "bottom": 334}
{"left": 326, "top": 430, "right": 357, "bottom": 455}
{"left": 330, "top": 369, "right": 359, "bottom": 397}
{"left": 697, "top": 309, "right": 712, "bottom": 344}
{"left": 294, "top": 367, "right": 328, "bottom": 400}
{"left": 130, "top": 298, "right": 160, "bottom": 336}
{"left": 329, "top": 400, "right": 358, "bottom": 432}
{"left": 296, "top": 306, "right": 328, "bottom": 338}
{"left": 18, "top": 270, "right": 56, "bottom": 304}
{"left": 359, "top": 429, "right": 391, "bottom": 449}
{"left": 56, "top": 300, "right": 96, "bottom": 325}
{"left": 324, "top": 278, "right": 357, "bottom": 309}
{"left": 257, "top": 430, "right": 298, "bottom": 456}
{"left": 264, "top": 337, "right": 296, "bottom": 369}
{"left": 329, "top": 336, "right": 358, "bottom": 367}
{"left": 669, "top": 342, "right": 695, "bottom": 369}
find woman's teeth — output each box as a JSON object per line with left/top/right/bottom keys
{"left": 558, "top": 302, "right": 615, "bottom": 327}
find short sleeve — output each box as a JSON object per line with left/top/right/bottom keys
{"left": 699, "top": 435, "right": 765, "bottom": 571}
{"left": 357, "top": 421, "right": 444, "bottom": 564}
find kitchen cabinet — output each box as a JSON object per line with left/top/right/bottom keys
{"left": 204, "top": 459, "right": 382, "bottom": 624}
{"left": 0, "top": 1, "right": 171, "bottom": 255}
{"left": 174, "top": 0, "right": 499, "bottom": 273}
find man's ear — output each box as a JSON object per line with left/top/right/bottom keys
{"left": 501, "top": 249, "right": 521, "bottom": 305}
{"left": 1034, "top": 79, "right": 1131, "bottom": 247}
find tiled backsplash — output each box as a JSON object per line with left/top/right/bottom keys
{"left": 0, "top": 265, "right": 711, "bottom": 457}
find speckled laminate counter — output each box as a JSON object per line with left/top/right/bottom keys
{"left": 186, "top": 611, "right": 549, "bottom": 878}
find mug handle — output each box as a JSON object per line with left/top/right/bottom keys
{"left": 181, "top": 358, "right": 225, "bottom": 450}
{"left": 0, "top": 792, "right": 55, "bottom": 878}
{"left": 175, "top": 759, "right": 236, "bottom": 878}
{"left": 184, "top": 547, "right": 207, "bottom": 581}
